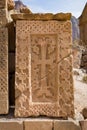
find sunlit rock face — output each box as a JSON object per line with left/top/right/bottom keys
{"left": 71, "top": 16, "right": 79, "bottom": 41}
{"left": 14, "top": 0, "right": 32, "bottom": 13}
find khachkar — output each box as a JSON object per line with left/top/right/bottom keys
{"left": 12, "top": 13, "right": 74, "bottom": 117}
{"left": 0, "top": 0, "right": 8, "bottom": 114}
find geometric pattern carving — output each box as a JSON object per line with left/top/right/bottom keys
{"left": 0, "top": 1, "right": 8, "bottom": 114}
{"left": 15, "top": 20, "right": 74, "bottom": 118}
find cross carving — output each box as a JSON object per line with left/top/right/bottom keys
{"left": 37, "top": 38, "right": 52, "bottom": 90}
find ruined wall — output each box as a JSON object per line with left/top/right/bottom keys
{"left": 12, "top": 13, "right": 74, "bottom": 118}
{"left": 8, "top": 0, "right": 15, "bottom": 10}
{"left": 72, "top": 45, "right": 82, "bottom": 69}
{"left": 79, "top": 4, "right": 87, "bottom": 46}
{"left": 80, "top": 50, "right": 87, "bottom": 72}
{"left": 0, "top": 0, "right": 8, "bottom": 114}
{"left": 79, "top": 23, "right": 87, "bottom": 47}
{"left": 79, "top": 3, "right": 87, "bottom": 72}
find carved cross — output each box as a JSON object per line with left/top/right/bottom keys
{"left": 32, "top": 36, "right": 56, "bottom": 101}
{"left": 36, "top": 37, "right": 54, "bottom": 99}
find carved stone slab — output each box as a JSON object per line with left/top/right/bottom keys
{"left": 0, "top": 1, "right": 8, "bottom": 114}
{"left": 15, "top": 20, "right": 74, "bottom": 117}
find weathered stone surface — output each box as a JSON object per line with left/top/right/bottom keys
{"left": 15, "top": 19, "right": 74, "bottom": 117}
{"left": 79, "top": 3, "right": 87, "bottom": 26}
{"left": 8, "top": 0, "right": 15, "bottom": 10}
{"left": 20, "top": 7, "right": 32, "bottom": 14}
{"left": 72, "top": 45, "right": 82, "bottom": 69}
{"left": 11, "top": 13, "right": 71, "bottom": 21}
{"left": 0, "top": 0, "right": 8, "bottom": 114}
{"left": 81, "top": 50, "right": 87, "bottom": 72}
{"left": 24, "top": 120, "right": 53, "bottom": 130}
{"left": 79, "top": 7, "right": 87, "bottom": 50}
{"left": 80, "top": 120, "right": 87, "bottom": 130}
{"left": 0, "top": 0, "right": 7, "bottom": 9}
{"left": 0, "top": 121, "right": 23, "bottom": 130}
{"left": 82, "top": 107, "right": 87, "bottom": 119}
{"left": 79, "top": 4, "right": 87, "bottom": 72}
{"left": 0, "top": 9, "right": 8, "bottom": 26}
{"left": 53, "top": 13, "right": 71, "bottom": 20}
{"left": 54, "top": 120, "right": 81, "bottom": 130}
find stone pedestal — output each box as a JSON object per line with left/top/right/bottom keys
{"left": 0, "top": 121, "right": 23, "bottom": 130}
{"left": 0, "top": 0, "right": 8, "bottom": 114}
{"left": 12, "top": 13, "right": 74, "bottom": 117}
{"left": 80, "top": 120, "right": 87, "bottom": 130}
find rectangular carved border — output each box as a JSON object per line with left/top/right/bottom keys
{"left": 15, "top": 20, "right": 74, "bottom": 118}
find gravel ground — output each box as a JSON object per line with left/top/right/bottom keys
{"left": 74, "top": 73, "right": 87, "bottom": 119}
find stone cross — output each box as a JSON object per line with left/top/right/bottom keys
{"left": 14, "top": 13, "right": 74, "bottom": 118}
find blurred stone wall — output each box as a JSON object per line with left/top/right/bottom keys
{"left": 79, "top": 3, "right": 87, "bottom": 72}
{"left": 0, "top": 0, "right": 8, "bottom": 114}
{"left": 13, "top": 13, "right": 74, "bottom": 118}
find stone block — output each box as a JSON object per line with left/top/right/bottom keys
{"left": 0, "top": 121, "right": 23, "bottom": 130}
{"left": 0, "top": 0, "right": 7, "bottom": 9}
{"left": 15, "top": 15, "right": 74, "bottom": 117}
{"left": 24, "top": 120, "right": 53, "bottom": 130}
{"left": 20, "top": 7, "right": 32, "bottom": 14}
{"left": 0, "top": 7, "right": 8, "bottom": 114}
{"left": 80, "top": 120, "right": 87, "bottom": 130}
{"left": 0, "top": 29, "right": 8, "bottom": 114}
{"left": 7, "top": 0, "right": 15, "bottom": 10}
{"left": 11, "top": 13, "right": 71, "bottom": 21}
{"left": 0, "top": 9, "right": 8, "bottom": 26}
{"left": 0, "top": 28, "right": 8, "bottom": 43}
{"left": 54, "top": 120, "right": 81, "bottom": 130}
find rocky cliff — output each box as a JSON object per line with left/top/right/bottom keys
{"left": 15, "top": 0, "right": 26, "bottom": 10}
{"left": 71, "top": 16, "right": 80, "bottom": 41}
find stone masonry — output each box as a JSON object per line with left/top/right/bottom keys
{"left": 0, "top": 119, "right": 86, "bottom": 130}
{"left": 80, "top": 50, "right": 87, "bottom": 72}
{"left": 8, "top": 0, "right": 15, "bottom": 10}
{"left": 79, "top": 3, "right": 87, "bottom": 72}
{"left": 79, "top": 3, "right": 87, "bottom": 47}
{"left": 0, "top": 0, "right": 8, "bottom": 114}
{"left": 12, "top": 13, "right": 74, "bottom": 118}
